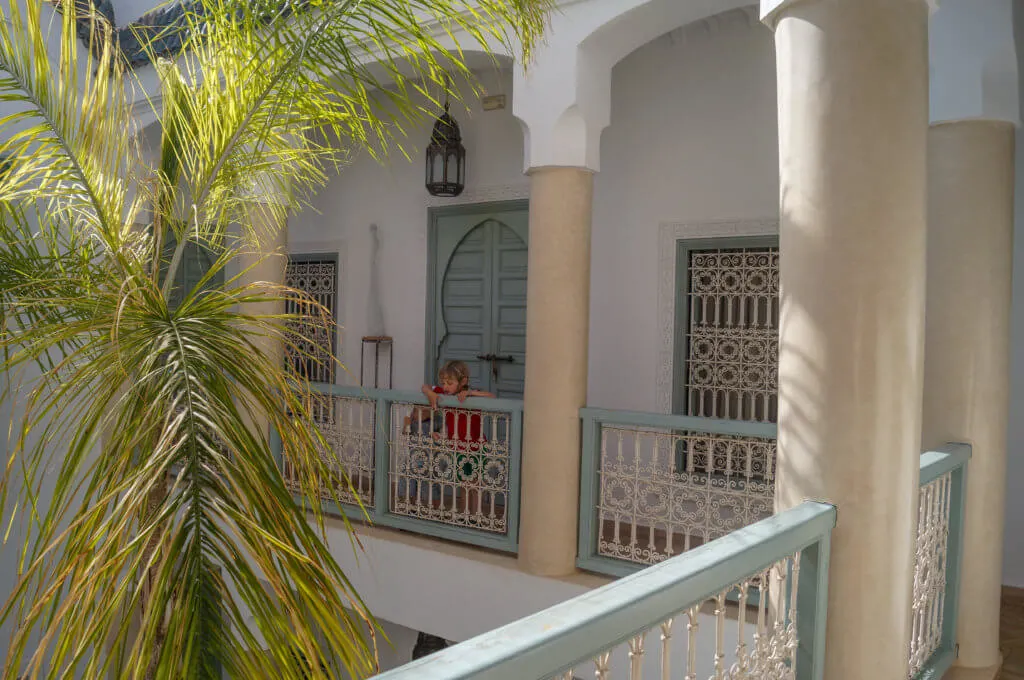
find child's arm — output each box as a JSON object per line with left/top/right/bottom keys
{"left": 457, "top": 388, "right": 495, "bottom": 402}
{"left": 421, "top": 384, "right": 440, "bottom": 409}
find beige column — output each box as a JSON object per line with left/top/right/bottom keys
{"left": 923, "top": 120, "right": 1015, "bottom": 673}
{"left": 237, "top": 201, "right": 289, "bottom": 434}
{"left": 767, "top": 0, "right": 929, "bottom": 677}
{"left": 518, "top": 166, "right": 594, "bottom": 577}
{"left": 238, "top": 201, "right": 289, "bottom": 347}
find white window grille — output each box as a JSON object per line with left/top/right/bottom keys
{"left": 285, "top": 257, "right": 338, "bottom": 384}
{"left": 676, "top": 242, "right": 779, "bottom": 423}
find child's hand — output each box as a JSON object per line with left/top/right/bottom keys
{"left": 457, "top": 390, "right": 469, "bottom": 403}
{"left": 427, "top": 392, "right": 440, "bottom": 409}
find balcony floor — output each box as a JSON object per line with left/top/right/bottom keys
{"left": 1003, "top": 586, "right": 1024, "bottom": 679}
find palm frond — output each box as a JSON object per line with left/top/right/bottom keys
{"left": 0, "top": 0, "right": 136, "bottom": 246}
{"left": 0, "top": 0, "right": 552, "bottom": 677}
{"left": 146, "top": 0, "right": 550, "bottom": 254}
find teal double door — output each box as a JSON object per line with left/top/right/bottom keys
{"left": 428, "top": 203, "right": 529, "bottom": 400}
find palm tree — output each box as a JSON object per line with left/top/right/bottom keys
{"left": 0, "top": 0, "right": 548, "bottom": 678}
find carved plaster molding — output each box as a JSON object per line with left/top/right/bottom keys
{"left": 424, "top": 183, "right": 530, "bottom": 208}
{"left": 655, "top": 217, "right": 778, "bottom": 414}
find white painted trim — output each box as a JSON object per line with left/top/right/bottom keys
{"left": 655, "top": 218, "right": 779, "bottom": 414}
{"left": 761, "top": 0, "right": 937, "bottom": 26}
{"left": 425, "top": 183, "right": 530, "bottom": 208}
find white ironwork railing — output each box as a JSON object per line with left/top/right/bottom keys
{"left": 389, "top": 401, "right": 514, "bottom": 534}
{"left": 579, "top": 408, "right": 777, "bottom": 575}
{"left": 908, "top": 444, "right": 970, "bottom": 679}
{"left": 373, "top": 502, "right": 835, "bottom": 680}
{"left": 275, "top": 384, "right": 523, "bottom": 553}
{"left": 282, "top": 392, "right": 376, "bottom": 505}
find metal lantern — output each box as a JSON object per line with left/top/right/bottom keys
{"left": 425, "top": 90, "right": 466, "bottom": 197}
{"left": 412, "top": 632, "right": 448, "bottom": 660}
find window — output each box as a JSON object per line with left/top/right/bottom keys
{"left": 673, "top": 237, "right": 779, "bottom": 423}
{"left": 284, "top": 255, "right": 338, "bottom": 384}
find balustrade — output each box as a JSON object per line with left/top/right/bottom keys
{"left": 275, "top": 384, "right": 523, "bottom": 552}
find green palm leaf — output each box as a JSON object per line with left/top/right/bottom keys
{"left": 0, "top": 0, "right": 551, "bottom": 677}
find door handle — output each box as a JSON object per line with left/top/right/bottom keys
{"left": 475, "top": 353, "right": 514, "bottom": 363}
{"left": 475, "top": 354, "right": 515, "bottom": 381}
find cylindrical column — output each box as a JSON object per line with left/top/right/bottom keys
{"left": 238, "top": 201, "right": 289, "bottom": 434}
{"left": 768, "top": 0, "right": 929, "bottom": 677}
{"left": 923, "top": 120, "right": 1015, "bottom": 670}
{"left": 238, "top": 201, "right": 289, "bottom": 355}
{"left": 518, "top": 166, "right": 594, "bottom": 577}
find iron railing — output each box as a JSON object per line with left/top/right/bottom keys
{"left": 274, "top": 383, "right": 523, "bottom": 553}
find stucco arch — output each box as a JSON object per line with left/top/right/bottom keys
{"left": 513, "top": 0, "right": 757, "bottom": 171}
{"left": 578, "top": 0, "right": 755, "bottom": 71}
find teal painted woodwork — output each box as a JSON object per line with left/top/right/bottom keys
{"left": 272, "top": 382, "right": 524, "bottom": 553}
{"left": 576, "top": 406, "right": 778, "bottom": 579}
{"left": 426, "top": 202, "right": 528, "bottom": 399}
{"left": 914, "top": 443, "right": 971, "bottom": 680}
{"left": 670, "top": 236, "right": 780, "bottom": 478}
{"left": 797, "top": 530, "right": 831, "bottom": 680}
{"left": 373, "top": 501, "right": 836, "bottom": 680}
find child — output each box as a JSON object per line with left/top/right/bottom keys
{"left": 402, "top": 361, "right": 494, "bottom": 508}
{"left": 404, "top": 360, "right": 494, "bottom": 436}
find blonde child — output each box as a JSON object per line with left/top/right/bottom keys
{"left": 404, "top": 360, "right": 494, "bottom": 435}
{"left": 402, "top": 361, "right": 494, "bottom": 508}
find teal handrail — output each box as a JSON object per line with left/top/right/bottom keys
{"left": 579, "top": 406, "right": 777, "bottom": 439}
{"left": 295, "top": 382, "right": 525, "bottom": 414}
{"left": 577, "top": 406, "right": 778, "bottom": 577}
{"left": 273, "top": 382, "right": 524, "bottom": 553}
{"left": 374, "top": 501, "right": 835, "bottom": 680}
{"left": 910, "top": 443, "right": 970, "bottom": 680}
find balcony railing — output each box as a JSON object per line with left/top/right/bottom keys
{"left": 578, "top": 407, "right": 777, "bottom": 577}
{"left": 373, "top": 501, "right": 835, "bottom": 680}
{"left": 277, "top": 389, "right": 971, "bottom": 679}
{"left": 274, "top": 383, "right": 523, "bottom": 553}
{"left": 909, "top": 443, "right": 970, "bottom": 680}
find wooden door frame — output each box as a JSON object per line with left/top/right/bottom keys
{"left": 423, "top": 199, "right": 530, "bottom": 386}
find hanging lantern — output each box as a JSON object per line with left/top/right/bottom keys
{"left": 412, "top": 632, "right": 448, "bottom": 660}
{"left": 425, "top": 83, "right": 466, "bottom": 197}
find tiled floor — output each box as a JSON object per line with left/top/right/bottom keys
{"left": 1003, "top": 587, "right": 1024, "bottom": 679}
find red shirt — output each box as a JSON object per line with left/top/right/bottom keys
{"left": 431, "top": 386, "right": 485, "bottom": 444}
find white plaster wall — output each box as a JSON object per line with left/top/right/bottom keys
{"left": 370, "top": 618, "right": 421, "bottom": 676}
{"left": 290, "top": 13, "right": 779, "bottom": 411}
{"left": 589, "top": 13, "right": 779, "bottom": 413}
{"left": 289, "top": 66, "right": 527, "bottom": 389}
{"left": 325, "top": 526, "right": 596, "bottom": 644}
